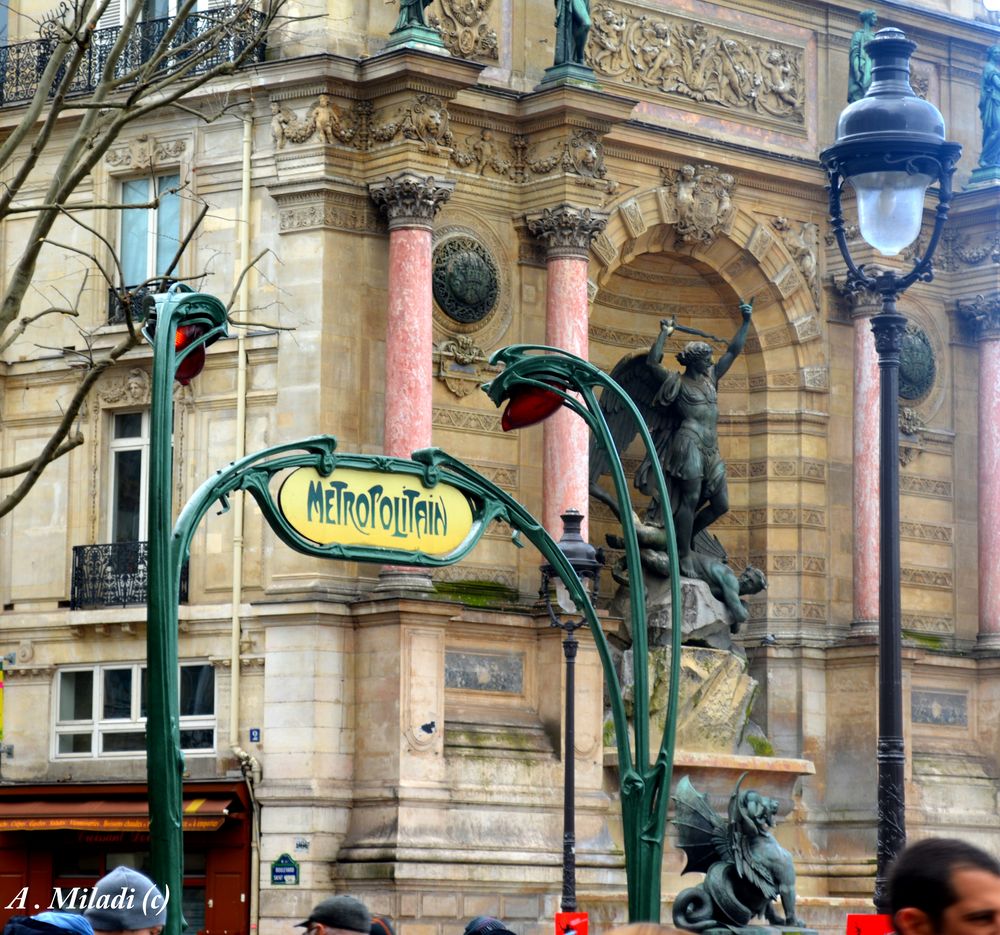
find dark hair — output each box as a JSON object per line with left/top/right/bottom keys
{"left": 888, "top": 838, "right": 1000, "bottom": 924}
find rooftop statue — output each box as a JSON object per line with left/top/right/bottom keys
{"left": 848, "top": 10, "right": 878, "bottom": 103}
{"left": 979, "top": 45, "right": 1000, "bottom": 168}
{"left": 672, "top": 774, "right": 805, "bottom": 932}
{"left": 589, "top": 301, "right": 752, "bottom": 580}
{"left": 393, "top": 0, "right": 434, "bottom": 31}
{"left": 553, "top": 0, "right": 592, "bottom": 66}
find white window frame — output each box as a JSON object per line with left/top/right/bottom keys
{"left": 53, "top": 662, "right": 216, "bottom": 760}
{"left": 118, "top": 173, "right": 182, "bottom": 288}
{"left": 107, "top": 409, "right": 150, "bottom": 543}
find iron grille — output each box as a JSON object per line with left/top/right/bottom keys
{"left": 71, "top": 541, "right": 189, "bottom": 610}
{"left": 0, "top": 7, "right": 266, "bottom": 107}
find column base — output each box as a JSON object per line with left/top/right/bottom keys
{"left": 849, "top": 618, "right": 879, "bottom": 639}
{"left": 375, "top": 566, "right": 435, "bottom": 594}
{"left": 975, "top": 631, "right": 1000, "bottom": 655}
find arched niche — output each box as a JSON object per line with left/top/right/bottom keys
{"left": 585, "top": 189, "right": 830, "bottom": 632}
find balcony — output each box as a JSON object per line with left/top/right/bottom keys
{"left": 107, "top": 281, "right": 175, "bottom": 325}
{"left": 71, "top": 541, "right": 189, "bottom": 610}
{"left": 0, "top": 6, "right": 266, "bottom": 107}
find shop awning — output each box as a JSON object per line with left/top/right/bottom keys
{"left": 0, "top": 797, "right": 232, "bottom": 832}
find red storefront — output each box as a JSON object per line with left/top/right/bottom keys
{"left": 0, "top": 781, "right": 252, "bottom": 935}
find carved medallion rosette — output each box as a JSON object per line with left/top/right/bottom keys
{"left": 431, "top": 225, "right": 512, "bottom": 397}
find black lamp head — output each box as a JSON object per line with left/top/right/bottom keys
{"left": 821, "top": 28, "right": 959, "bottom": 181}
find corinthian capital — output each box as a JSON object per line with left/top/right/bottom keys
{"left": 957, "top": 293, "right": 1000, "bottom": 342}
{"left": 526, "top": 204, "right": 608, "bottom": 259}
{"left": 368, "top": 172, "right": 455, "bottom": 230}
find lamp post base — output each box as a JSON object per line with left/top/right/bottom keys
{"left": 375, "top": 567, "right": 434, "bottom": 593}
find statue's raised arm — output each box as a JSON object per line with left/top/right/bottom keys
{"left": 714, "top": 300, "right": 753, "bottom": 381}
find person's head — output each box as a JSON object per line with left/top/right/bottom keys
{"left": 296, "top": 897, "right": 371, "bottom": 935}
{"left": 989, "top": 45, "right": 1000, "bottom": 64}
{"left": 676, "top": 341, "right": 713, "bottom": 373}
{"left": 84, "top": 867, "right": 166, "bottom": 935}
{"left": 860, "top": 9, "right": 877, "bottom": 27}
{"left": 463, "top": 918, "right": 516, "bottom": 935}
{"left": 889, "top": 838, "right": 1000, "bottom": 935}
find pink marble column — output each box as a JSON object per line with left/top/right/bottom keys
{"left": 370, "top": 172, "right": 455, "bottom": 458}
{"left": 958, "top": 295, "right": 1000, "bottom": 648}
{"left": 527, "top": 205, "right": 607, "bottom": 539}
{"left": 852, "top": 291, "right": 882, "bottom": 634}
{"left": 369, "top": 172, "right": 455, "bottom": 590}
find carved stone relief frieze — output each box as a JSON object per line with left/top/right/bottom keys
{"left": 97, "top": 367, "right": 151, "bottom": 406}
{"left": 427, "top": 0, "right": 498, "bottom": 60}
{"left": 585, "top": 3, "right": 805, "bottom": 126}
{"left": 270, "top": 94, "right": 357, "bottom": 149}
{"left": 276, "top": 189, "right": 383, "bottom": 234}
{"left": 369, "top": 94, "right": 455, "bottom": 154}
{"left": 937, "top": 229, "right": 1000, "bottom": 271}
{"left": 957, "top": 292, "right": 1000, "bottom": 342}
{"left": 105, "top": 135, "right": 187, "bottom": 169}
{"left": 771, "top": 216, "right": 819, "bottom": 304}
{"left": 510, "top": 129, "right": 617, "bottom": 193}
{"left": 434, "top": 335, "right": 500, "bottom": 398}
{"left": 451, "top": 129, "right": 515, "bottom": 178}
{"left": 660, "top": 164, "right": 736, "bottom": 245}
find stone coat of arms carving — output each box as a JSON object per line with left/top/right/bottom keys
{"left": 661, "top": 164, "right": 736, "bottom": 245}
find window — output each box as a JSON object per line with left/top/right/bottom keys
{"left": 108, "top": 410, "right": 150, "bottom": 542}
{"left": 120, "top": 174, "right": 181, "bottom": 288}
{"left": 54, "top": 663, "right": 215, "bottom": 758}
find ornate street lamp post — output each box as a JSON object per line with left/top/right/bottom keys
{"left": 539, "top": 509, "right": 603, "bottom": 914}
{"left": 820, "top": 27, "right": 961, "bottom": 911}
{"left": 144, "top": 284, "right": 228, "bottom": 935}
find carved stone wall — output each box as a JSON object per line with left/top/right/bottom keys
{"left": 585, "top": 2, "right": 806, "bottom": 128}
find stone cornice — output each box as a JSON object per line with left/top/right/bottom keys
{"left": 956, "top": 292, "right": 1000, "bottom": 342}
{"left": 269, "top": 179, "right": 385, "bottom": 234}
{"left": 369, "top": 171, "right": 455, "bottom": 230}
{"left": 526, "top": 203, "right": 608, "bottom": 259}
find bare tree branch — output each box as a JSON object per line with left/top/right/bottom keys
{"left": 0, "top": 0, "right": 289, "bottom": 516}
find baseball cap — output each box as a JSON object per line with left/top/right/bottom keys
{"left": 296, "top": 897, "right": 371, "bottom": 934}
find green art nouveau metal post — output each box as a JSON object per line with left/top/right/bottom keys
{"left": 146, "top": 339, "right": 678, "bottom": 925}
{"left": 483, "top": 345, "right": 682, "bottom": 922}
{"left": 144, "top": 285, "right": 229, "bottom": 935}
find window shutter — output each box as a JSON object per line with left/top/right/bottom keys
{"left": 96, "top": 0, "right": 122, "bottom": 30}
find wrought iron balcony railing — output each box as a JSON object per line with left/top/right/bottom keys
{"left": 108, "top": 281, "right": 175, "bottom": 325}
{"left": 71, "top": 541, "right": 189, "bottom": 610}
{"left": 0, "top": 6, "right": 266, "bottom": 107}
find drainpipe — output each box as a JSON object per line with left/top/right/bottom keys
{"left": 229, "top": 102, "right": 258, "bottom": 935}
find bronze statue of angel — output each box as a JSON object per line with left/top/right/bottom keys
{"left": 589, "top": 300, "right": 752, "bottom": 577}
{"left": 671, "top": 774, "right": 804, "bottom": 932}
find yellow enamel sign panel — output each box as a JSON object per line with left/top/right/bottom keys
{"left": 278, "top": 466, "right": 474, "bottom": 555}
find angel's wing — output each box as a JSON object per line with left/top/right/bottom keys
{"left": 589, "top": 352, "right": 680, "bottom": 494}
{"left": 672, "top": 776, "right": 728, "bottom": 875}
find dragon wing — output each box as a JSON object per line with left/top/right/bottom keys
{"left": 672, "top": 775, "right": 728, "bottom": 874}
{"left": 589, "top": 352, "right": 680, "bottom": 493}
{"left": 726, "top": 775, "right": 779, "bottom": 901}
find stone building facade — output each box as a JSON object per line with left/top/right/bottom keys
{"left": 2, "top": 0, "right": 1000, "bottom": 932}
